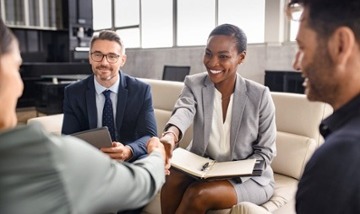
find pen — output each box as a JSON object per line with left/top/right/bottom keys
{"left": 201, "top": 162, "right": 210, "bottom": 171}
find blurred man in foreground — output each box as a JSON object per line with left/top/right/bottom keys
{"left": 287, "top": 0, "right": 360, "bottom": 213}
{"left": 0, "top": 18, "right": 165, "bottom": 214}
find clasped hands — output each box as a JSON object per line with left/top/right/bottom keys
{"left": 147, "top": 133, "right": 177, "bottom": 175}
{"left": 100, "top": 136, "right": 175, "bottom": 175}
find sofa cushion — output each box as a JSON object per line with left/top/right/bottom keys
{"left": 261, "top": 173, "right": 298, "bottom": 212}
{"left": 139, "top": 78, "right": 183, "bottom": 111}
{"left": 230, "top": 202, "right": 271, "bottom": 214}
{"left": 271, "top": 131, "right": 317, "bottom": 180}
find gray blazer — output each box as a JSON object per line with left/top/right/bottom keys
{"left": 167, "top": 72, "right": 276, "bottom": 186}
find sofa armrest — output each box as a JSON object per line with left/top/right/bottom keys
{"left": 271, "top": 131, "right": 317, "bottom": 180}
{"left": 27, "top": 114, "right": 64, "bottom": 135}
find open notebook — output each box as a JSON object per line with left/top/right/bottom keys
{"left": 171, "top": 148, "right": 264, "bottom": 180}
{"left": 71, "top": 127, "right": 113, "bottom": 149}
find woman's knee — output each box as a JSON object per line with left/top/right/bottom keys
{"left": 181, "top": 183, "right": 211, "bottom": 208}
{"left": 182, "top": 181, "right": 237, "bottom": 210}
{"left": 185, "top": 183, "right": 205, "bottom": 196}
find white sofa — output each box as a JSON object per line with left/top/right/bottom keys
{"left": 27, "top": 113, "right": 64, "bottom": 135}
{"left": 27, "top": 78, "right": 332, "bottom": 214}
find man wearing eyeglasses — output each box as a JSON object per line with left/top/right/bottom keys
{"left": 62, "top": 30, "right": 157, "bottom": 165}
{"left": 287, "top": 0, "right": 360, "bottom": 213}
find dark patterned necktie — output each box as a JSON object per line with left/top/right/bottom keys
{"left": 102, "top": 90, "right": 116, "bottom": 141}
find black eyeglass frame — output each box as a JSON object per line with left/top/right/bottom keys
{"left": 90, "top": 52, "right": 121, "bottom": 64}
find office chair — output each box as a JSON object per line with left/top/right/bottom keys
{"left": 162, "top": 65, "right": 190, "bottom": 82}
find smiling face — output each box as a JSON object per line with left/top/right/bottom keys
{"left": 293, "top": 8, "right": 339, "bottom": 104}
{"left": 0, "top": 40, "right": 23, "bottom": 129}
{"left": 89, "top": 39, "right": 126, "bottom": 88}
{"left": 203, "top": 35, "right": 245, "bottom": 89}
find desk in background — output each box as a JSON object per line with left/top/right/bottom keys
{"left": 35, "top": 74, "right": 89, "bottom": 115}
{"left": 265, "top": 70, "right": 304, "bottom": 94}
{"left": 18, "top": 62, "right": 91, "bottom": 108}
{"left": 40, "top": 74, "right": 89, "bottom": 84}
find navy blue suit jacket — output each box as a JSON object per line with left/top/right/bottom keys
{"left": 61, "top": 72, "right": 157, "bottom": 161}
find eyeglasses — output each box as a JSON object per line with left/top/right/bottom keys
{"left": 90, "top": 52, "right": 120, "bottom": 64}
{"left": 286, "top": 2, "right": 304, "bottom": 21}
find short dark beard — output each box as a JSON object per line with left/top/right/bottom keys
{"left": 304, "top": 41, "right": 338, "bottom": 104}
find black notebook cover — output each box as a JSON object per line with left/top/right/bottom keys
{"left": 71, "top": 127, "right": 113, "bottom": 149}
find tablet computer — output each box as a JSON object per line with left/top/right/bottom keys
{"left": 71, "top": 127, "right": 113, "bottom": 149}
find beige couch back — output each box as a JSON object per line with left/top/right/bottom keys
{"left": 139, "top": 78, "right": 193, "bottom": 147}
{"left": 271, "top": 92, "right": 332, "bottom": 179}
{"left": 272, "top": 92, "right": 332, "bottom": 146}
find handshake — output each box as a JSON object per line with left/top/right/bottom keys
{"left": 147, "top": 132, "right": 178, "bottom": 175}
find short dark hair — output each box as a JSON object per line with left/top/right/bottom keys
{"left": 0, "top": 18, "right": 16, "bottom": 56}
{"left": 90, "top": 30, "right": 125, "bottom": 54}
{"left": 289, "top": 0, "right": 360, "bottom": 42}
{"left": 208, "top": 24, "right": 247, "bottom": 53}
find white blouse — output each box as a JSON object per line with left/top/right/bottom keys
{"left": 206, "top": 89, "right": 233, "bottom": 161}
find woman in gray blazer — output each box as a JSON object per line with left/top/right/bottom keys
{"left": 158, "top": 24, "right": 277, "bottom": 214}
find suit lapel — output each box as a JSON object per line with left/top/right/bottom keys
{"left": 86, "top": 76, "right": 98, "bottom": 129}
{"left": 115, "top": 73, "right": 128, "bottom": 133}
{"left": 201, "top": 77, "right": 214, "bottom": 155}
{"left": 230, "top": 75, "right": 248, "bottom": 154}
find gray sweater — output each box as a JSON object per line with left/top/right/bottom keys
{"left": 0, "top": 123, "right": 165, "bottom": 214}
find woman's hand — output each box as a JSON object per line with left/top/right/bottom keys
{"left": 160, "top": 134, "right": 176, "bottom": 159}
{"left": 160, "top": 134, "right": 177, "bottom": 175}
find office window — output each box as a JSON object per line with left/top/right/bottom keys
{"left": 116, "top": 28, "right": 140, "bottom": 48}
{"left": 177, "top": 0, "right": 215, "bottom": 46}
{"left": 289, "top": 5, "right": 302, "bottom": 41}
{"left": 290, "top": 21, "right": 299, "bottom": 41}
{"left": 42, "top": 0, "right": 57, "bottom": 28}
{"left": 141, "top": 0, "right": 173, "bottom": 48}
{"left": 218, "top": 0, "right": 265, "bottom": 43}
{"left": 2, "top": 0, "right": 25, "bottom": 26}
{"left": 115, "top": 0, "right": 139, "bottom": 27}
{"left": 28, "top": 0, "right": 40, "bottom": 26}
{"left": 1, "top": 0, "right": 62, "bottom": 29}
{"left": 92, "top": 0, "right": 112, "bottom": 30}
{"left": 114, "top": 0, "right": 140, "bottom": 48}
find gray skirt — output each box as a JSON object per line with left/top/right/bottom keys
{"left": 229, "top": 178, "right": 274, "bottom": 205}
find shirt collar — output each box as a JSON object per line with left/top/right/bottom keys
{"left": 94, "top": 75, "right": 120, "bottom": 95}
{"left": 320, "top": 93, "right": 360, "bottom": 138}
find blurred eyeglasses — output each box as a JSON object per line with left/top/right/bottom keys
{"left": 286, "top": 2, "right": 304, "bottom": 21}
{"left": 91, "top": 52, "right": 120, "bottom": 64}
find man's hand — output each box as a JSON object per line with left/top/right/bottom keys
{"left": 147, "top": 137, "right": 170, "bottom": 175}
{"left": 101, "top": 142, "right": 133, "bottom": 161}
